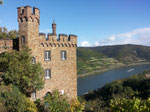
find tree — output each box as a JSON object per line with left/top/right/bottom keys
{"left": 0, "top": 27, "right": 18, "bottom": 39}
{"left": 0, "top": 0, "right": 3, "bottom": 5}
{"left": 44, "top": 90, "right": 70, "bottom": 112}
{"left": 110, "top": 97, "right": 150, "bottom": 112}
{"left": 0, "top": 47, "right": 44, "bottom": 95}
{"left": 70, "top": 98, "right": 85, "bottom": 112}
{"left": 0, "top": 85, "right": 37, "bottom": 112}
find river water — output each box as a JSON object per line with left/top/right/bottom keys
{"left": 77, "top": 64, "right": 150, "bottom": 96}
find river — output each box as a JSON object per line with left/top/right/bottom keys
{"left": 77, "top": 64, "right": 150, "bottom": 96}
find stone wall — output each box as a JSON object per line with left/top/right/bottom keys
{"left": 0, "top": 39, "right": 13, "bottom": 53}
{"left": 35, "top": 35, "right": 77, "bottom": 99}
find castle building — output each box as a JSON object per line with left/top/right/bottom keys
{"left": 1, "top": 6, "right": 77, "bottom": 100}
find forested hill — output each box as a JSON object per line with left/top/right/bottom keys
{"left": 77, "top": 44, "right": 150, "bottom": 75}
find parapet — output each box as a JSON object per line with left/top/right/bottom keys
{"left": 17, "top": 6, "right": 40, "bottom": 24}
{"left": 39, "top": 33, "right": 77, "bottom": 48}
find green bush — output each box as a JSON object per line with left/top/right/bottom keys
{"left": 44, "top": 90, "right": 70, "bottom": 112}
{"left": 0, "top": 47, "right": 44, "bottom": 95}
{"left": 0, "top": 85, "right": 37, "bottom": 112}
{"left": 110, "top": 97, "right": 150, "bottom": 112}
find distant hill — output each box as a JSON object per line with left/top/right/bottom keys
{"left": 77, "top": 44, "right": 150, "bottom": 75}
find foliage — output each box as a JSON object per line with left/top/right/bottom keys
{"left": 0, "top": 0, "right": 3, "bottom": 5}
{"left": 70, "top": 98, "right": 85, "bottom": 112}
{"left": 87, "top": 44, "right": 150, "bottom": 63}
{"left": 77, "top": 48, "right": 121, "bottom": 75}
{"left": 0, "top": 47, "right": 44, "bottom": 95}
{"left": 0, "top": 85, "right": 37, "bottom": 112}
{"left": 0, "top": 27, "right": 18, "bottom": 39}
{"left": 44, "top": 90, "right": 70, "bottom": 112}
{"left": 110, "top": 97, "right": 150, "bottom": 112}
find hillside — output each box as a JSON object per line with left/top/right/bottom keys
{"left": 77, "top": 44, "right": 150, "bottom": 75}
{"left": 81, "top": 70, "right": 150, "bottom": 112}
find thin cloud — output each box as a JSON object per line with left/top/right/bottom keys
{"left": 81, "top": 41, "right": 91, "bottom": 47}
{"left": 97, "top": 27, "right": 150, "bottom": 46}
{"left": 40, "top": 29, "right": 51, "bottom": 33}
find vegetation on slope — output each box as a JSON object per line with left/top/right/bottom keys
{"left": 89, "top": 44, "right": 150, "bottom": 63}
{"left": 77, "top": 44, "right": 150, "bottom": 75}
{"left": 81, "top": 70, "right": 150, "bottom": 112}
{"left": 0, "top": 27, "right": 18, "bottom": 39}
{"left": 77, "top": 48, "right": 123, "bottom": 75}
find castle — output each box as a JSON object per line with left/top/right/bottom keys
{"left": 0, "top": 6, "right": 77, "bottom": 100}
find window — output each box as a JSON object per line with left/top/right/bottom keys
{"left": 61, "top": 51, "right": 66, "bottom": 60}
{"left": 60, "top": 90, "right": 64, "bottom": 95}
{"left": 22, "top": 9, "right": 24, "bottom": 14}
{"left": 32, "top": 56, "right": 36, "bottom": 64}
{"left": 32, "top": 92, "right": 36, "bottom": 99}
{"left": 21, "top": 36, "right": 25, "bottom": 46}
{"left": 44, "top": 51, "right": 51, "bottom": 61}
{"left": 45, "top": 69, "right": 51, "bottom": 79}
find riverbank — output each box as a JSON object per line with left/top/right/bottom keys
{"left": 77, "top": 62, "right": 150, "bottom": 78}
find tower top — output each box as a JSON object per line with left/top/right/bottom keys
{"left": 52, "top": 20, "right": 56, "bottom": 35}
{"left": 17, "top": 6, "right": 40, "bottom": 24}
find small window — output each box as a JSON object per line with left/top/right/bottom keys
{"left": 32, "top": 92, "right": 36, "bottom": 99}
{"left": 45, "top": 69, "right": 51, "bottom": 79}
{"left": 60, "top": 90, "right": 64, "bottom": 95}
{"left": 32, "top": 57, "right": 36, "bottom": 64}
{"left": 44, "top": 51, "right": 51, "bottom": 61}
{"left": 21, "top": 36, "right": 25, "bottom": 46}
{"left": 61, "top": 51, "right": 66, "bottom": 60}
{"left": 22, "top": 9, "right": 24, "bottom": 14}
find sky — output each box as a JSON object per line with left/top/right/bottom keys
{"left": 0, "top": 0, "right": 150, "bottom": 47}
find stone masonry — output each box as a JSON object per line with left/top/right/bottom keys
{"left": 17, "top": 6, "right": 77, "bottom": 100}
{"left": 0, "top": 39, "right": 13, "bottom": 54}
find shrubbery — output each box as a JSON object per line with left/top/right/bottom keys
{"left": 0, "top": 47, "right": 44, "bottom": 95}
{"left": 36, "top": 90, "right": 85, "bottom": 112}
{"left": 110, "top": 97, "right": 150, "bottom": 112}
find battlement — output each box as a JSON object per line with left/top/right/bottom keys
{"left": 17, "top": 6, "right": 40, "bottom": 24}
{"left": 39, "top": 33, "right": 77, "bottom": 48}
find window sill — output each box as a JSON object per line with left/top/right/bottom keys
{"left": 45, "top": 59, "right": 51, "bottom": 61}
{"left": 61, "top": 58, "right": 66, "bottom": 61}
{"left": 45, "top": 77, "right": 51, "bottom": 80}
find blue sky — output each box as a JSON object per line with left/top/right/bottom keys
{"left": 0, "top": 0, "right": 150, "bottom": 46}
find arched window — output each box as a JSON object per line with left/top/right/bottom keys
{"left": 45, "top": 92, "right": 51, "bottom": 97}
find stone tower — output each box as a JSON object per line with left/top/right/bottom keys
{"left": 17, "top": 6, "right": 77, "bottom": 100}
{"left": 17, "top": 6, "right": 40, "bottom": 56}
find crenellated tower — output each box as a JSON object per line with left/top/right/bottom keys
{"left": 17, "top": 6, "right": 40, "bottom": 54}
{"left": 17, "top": 6, "right": 77, "bottom": 100}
